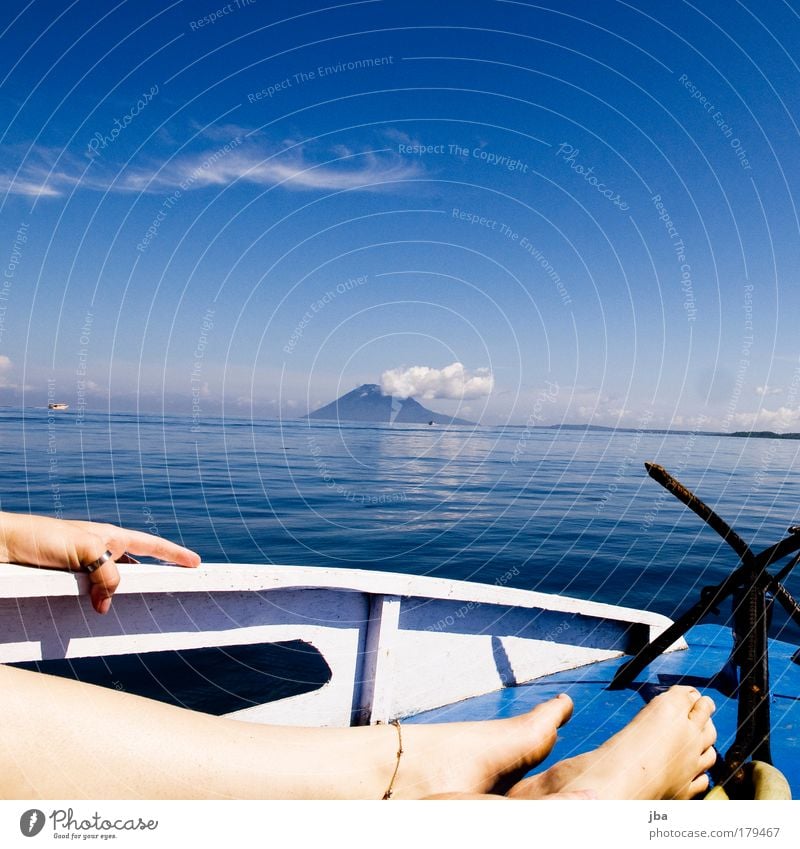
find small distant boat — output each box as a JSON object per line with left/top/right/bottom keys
{"left": 48, "top": 403, "right": 69, "bottom": 410}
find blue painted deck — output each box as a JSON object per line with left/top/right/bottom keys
{"left": 406, "top": 625, "right": 800, "bottom": 795}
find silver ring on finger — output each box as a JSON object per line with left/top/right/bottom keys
{"left": 83, "top": 550, "right": 114, "bottom": 573}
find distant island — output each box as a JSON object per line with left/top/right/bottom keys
{"left": 730, "top": 431, "right": 800, "bottom": 440}
{"left": 302, "top": 392, "right": 800, "bottom": 437}
{"left": 305, "top": 384, "right": 476, "bottom": 426}
{"left": 542, "top": 424, "right": 800, "bottom": 440}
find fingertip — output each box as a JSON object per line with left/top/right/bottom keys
{"left": 91, "top": 593, "right": 112, "bottom": 615}
{"left": 172, "top": 547, "right": 200, "bottom": 567}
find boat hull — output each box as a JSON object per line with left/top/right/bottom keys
{"left": 0, "top": 562, "right": 681, "bottom": 726}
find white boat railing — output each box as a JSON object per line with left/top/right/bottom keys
{"left": 0, "top": 563, "right": 685, "bottom": 726}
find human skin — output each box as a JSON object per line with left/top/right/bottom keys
{"left": 430, "top": 687, "right": 717, "bottom": 801}
{"left": 0, "top": 661, "right": 581, "bottom": 799}
{"left": 0, "top": 510, "right": 200, "bottom": 613}
{"left": 0, "top": 512, "right": 716, "bottom": 800}
{"left": 0, "top": 511, "right": 572, "bottom": 798}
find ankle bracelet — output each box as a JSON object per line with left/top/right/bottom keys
{"left": 382, "top": 720, "right": 403, "bottom": 799}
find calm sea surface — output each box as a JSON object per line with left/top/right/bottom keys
{"left": 2, "top": 408, "right": 800, "bottom": 641}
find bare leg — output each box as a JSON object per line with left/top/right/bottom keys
{"left": 507, "top": 686, "right": 717, "bottom": 800}
{"left": 0, "top": 664, "right": 572, "bottom": 799}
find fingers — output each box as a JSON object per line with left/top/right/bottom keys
{"left": 69, "top": 522, "right": 200, "bottom": 615}
{"left": 87, "top": 559, "right": 121, "bottom": 615}
{"left": 112, "top": 529, "right": 200, "bottom": 567}
{"left": 67, "top": 521, "right": 201, "bottom": 567}
{"left": 3, "top": 513, "right": 201, "bottom": 616}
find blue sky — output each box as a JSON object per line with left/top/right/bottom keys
{"left": 2, "top": 0, "right": 800, "bottom": 428}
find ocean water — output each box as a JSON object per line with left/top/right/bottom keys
{"left": 2, "top": 407, "right": 800, "bottom": 642}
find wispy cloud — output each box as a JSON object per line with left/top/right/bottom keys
{"left": 1, "top": 135, "right": 423, "bottom": 198}
{"left": 0, "top": 175, "right": 62, "bottom": 198}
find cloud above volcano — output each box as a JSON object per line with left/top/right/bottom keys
{"left": 380, "top": 362, "right": 494, "bottom": 400}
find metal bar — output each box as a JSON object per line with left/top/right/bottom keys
{"left": 644, "top": 463, "right": 753, "bottom": 561}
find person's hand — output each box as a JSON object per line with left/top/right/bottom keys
{"left": 0, "top": 511, "right": 200, "bottom": 614}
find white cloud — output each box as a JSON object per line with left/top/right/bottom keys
{"left": 0, "top": 355, "right": 13, "bottom": 387}
{"left": 755, "top": 385, "right": 783, "bottom": 396}
{"left": 380, "top": 362, "right": 494, "bottom": 400}
{"left": 1, "top": 139, "right": 423, "bottom": 197}
{"left": 140, "top": 148, "right": 421, "bottom": 193}
{"left": 730, "top": 407, "right": 800, "bottom": 431}
{"left": 0, "top": 175, "right": 62, "bottom": 198}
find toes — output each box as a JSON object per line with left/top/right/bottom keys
{"left": 656, "top": 685, "right": 702, "bottom": 713}
{"left": 687, "top": 772, "right": 710, "bottom": 798}
{"left": 701, "top": 720, "right": 718, "bottom": 750}
{"left": 527, "top": 693, "right": 574, "bottom": 729}
{"left": 689, "top": 694, "right": 716, "bottom": 725}
{"left": 698, "top": 746, "right": 717, "bottom": 773}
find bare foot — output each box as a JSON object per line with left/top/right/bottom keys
{"left": 393, "top": 693, "right": 574, "bottom": 798}
{"left": 507, "top": 686, "right": 716, "bottom": 800}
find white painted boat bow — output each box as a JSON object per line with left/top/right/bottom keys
{"left": 0, "top": 562, "right": 684, "bottom": 726}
